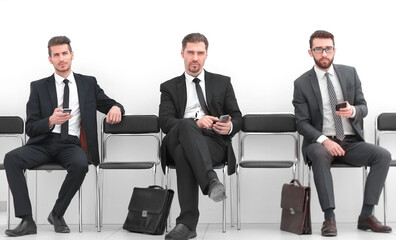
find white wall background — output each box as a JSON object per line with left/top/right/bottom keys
{"left": 1, "top": 0, "right": 396, "bottom": 227}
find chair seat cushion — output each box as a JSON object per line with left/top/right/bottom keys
{"left": 99, "top": 161, "right": 157, "bottom": 169}
{"left": 31, "top": 163, "right": 65, "bottom": 170}
{"left": 239, "top": 160, "right": 294, "bottom": 168}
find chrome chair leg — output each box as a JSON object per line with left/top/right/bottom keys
{"left": 236, "top": 167, "right": 241, "bottom": 230}
{"left": 7, "top": 187, "right": 11, "bottom": 229}
{"left": 222, "top": 166, "right": 226, "bottom": 233}
{"left": 230, "top": 174, "right": 234, "bottom": 228}
{"left": 384, "top": 181, "right": 387, "bottom": 225}
{"left": 78, "top": 188, "right": 82, "bottom": 232}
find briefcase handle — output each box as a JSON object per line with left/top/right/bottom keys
{"left": 148, "top": 185, "right": 164, "bottom": 190}
{"left": 289, "top": 179, "right": 302, "bottom": 187}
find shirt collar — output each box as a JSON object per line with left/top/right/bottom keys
{"left": 185, "top": 69, "right": 205, "bottom": 84}
{"left": 314, "top": 64, "right": 335, "bottom": 80}
{"left": 54, "top": 72, "right": 75, "bottom": 85}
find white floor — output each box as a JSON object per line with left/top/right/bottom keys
{"left": 2, "top": 213, "right": 396, "bottom": 240}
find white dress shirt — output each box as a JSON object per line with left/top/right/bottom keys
{"left": 52, "top": 72, "right": 82, "bottom": 138}
{"left": 314, "top": 65, "right": 356, "bottom": 143}
{"left": 184, "top": 71, "right": 207, "bottom": 119}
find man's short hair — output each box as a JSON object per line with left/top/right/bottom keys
{"left": 309, "top": 30, "right": 335, "bottom": 49}
{"left": 182, "top": 33, "right": 209, "bottom": 51}
{"left": 48, "top": 36, "right": 72, "bottom": 56}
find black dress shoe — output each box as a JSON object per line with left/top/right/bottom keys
{"left": 165, "top": 223, "right": 197, "bottom": 240}
{"left": 358, "top": 215, "right": 392, "bottom": 233}
{"left": 5, "top": 217, "right": 37, "bottom": 237}
{"left": 321, "top": 218, "right": 337, "bottom": 237}
{"left": 48, "top": 211, "right": 70, "bottom": 233}
{"left": 208, "top": 179, "right": 227, "bottom": 202}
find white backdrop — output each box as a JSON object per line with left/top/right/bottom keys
{"left": 1, "top": 0, "right": 396, "bottom": 226}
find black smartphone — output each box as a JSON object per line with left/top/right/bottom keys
{"left": 219, "top": 114, "right": 230, "bottom": 122}
{"left": 335, "top": 102, "right": 347, "bottom": 111}
{"left": 62, "top": 108, "right": 72, "bottom": 114}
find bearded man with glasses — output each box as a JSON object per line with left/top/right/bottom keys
{"left": 292, "top": 30, "right": 392, "bottom": 237}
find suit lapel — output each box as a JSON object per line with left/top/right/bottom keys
{"left": 333, "top": 64, "right": 348, "bottom": 101}
{"left": 74, "top": 73, "right": 85, "bottom": 114}
{"left": 46, "top": 75, "right": 57, "bottom": 109}
{"left": 308, "top": 68, "right": 324, "bottom": 116}
{"left": 176, "top": 74, "right": 187, "bottom": 118}
{"left": 204, "top": 70, "right": 213, "bottom": 113}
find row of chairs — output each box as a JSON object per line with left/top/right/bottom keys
{"left": 1, "top": 113, "right": 396, "bottom": 232}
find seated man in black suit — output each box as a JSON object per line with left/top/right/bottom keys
{"left": 159, "top": 33, "right": 242, "bottom": 240}
{"left": 293, "top": 30, "right": 391, "bottom": 236}
{"left": 4, "top": 36, "right": 124, "bottom": 236}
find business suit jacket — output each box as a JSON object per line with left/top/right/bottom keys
{"left": 25, "top": 73, "right": 125, "bottom": 165}
{"left": 292, "top": 64, "right": 367, "bottom": 160}
{"left": 159, "top": 70, "right": 242, "bottom": 175}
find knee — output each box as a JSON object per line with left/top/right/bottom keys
{"left": 68, "top": 160, "right": 89, "bottom": 175}
{"left": 4, "top": 150, "right": 22, "bottom": 170}
{"left": 374, "top": 147, "right": 392, "bottom": 166}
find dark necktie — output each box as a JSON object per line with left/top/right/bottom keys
{"left": 61, "top": 79, "right": 69, "bottom": 139}
{"left": 325, "top": 72, "right": 345, "bottom": 141}
{"left": 193, "top": 78, "right": 209, "bottom": 115}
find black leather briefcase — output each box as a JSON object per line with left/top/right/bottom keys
{"left": 280, "top": 179, "right": 312, "bottom": 234}
{"left": 123, "top": 185, "right": 174, "bottom": 235}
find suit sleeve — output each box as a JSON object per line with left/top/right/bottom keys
{"left": 350, "top": 67, "right": 367, "bottom": 123}
{"left": 25, "top": 82, "right": 53, "bottom": 138}
{"left": 292, "top": 81, "right": 322, "bottom": 143}
{"left": 159, "top": 83, "right": 180, "bottom": 134}
{"left": 94, "top": 78, "right": 125, "bottom": 115}
{"left": 224, "top": 79, "right": 242, "bottom": 137}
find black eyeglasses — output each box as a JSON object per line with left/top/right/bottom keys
{"left": 311, "top": 47, "right": 334, "bottom": 54}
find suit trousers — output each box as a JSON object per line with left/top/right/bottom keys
{"left": 165, "top": 118, "right": 226, "bottom": 230}
{"left": 306, "top": 135, "right": 391, "bottom": 211}
{"left": 4, "top": 133, "right": 88, "bottom": 218}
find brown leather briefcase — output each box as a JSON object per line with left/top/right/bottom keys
{"left": 280, "top": 179, "right": 312, "bottom": 234}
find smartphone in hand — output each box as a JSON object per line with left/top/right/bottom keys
{"left": 62, "top": 108, "right": 72, "bottom": 114}
{"left": 218, "top": 114, "right": 230, "bottom": 122}
{"left": 335, "top": 102, "right": 347, "bottom": 111}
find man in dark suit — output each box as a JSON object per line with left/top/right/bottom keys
{"left": 159, "top": 33, "right": 242, "bottom": 240}
{"left": 4, "top": 36, "right": 124, "bottom": 236}
{"left": 293, "top": 30, "right": 391, "bottom": 236}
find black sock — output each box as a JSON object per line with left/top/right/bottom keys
{"left": 21, "top": 215, "right": 33, "bottom": 221}
{"left": 324, "top": 208, "right": 335, "bottom": 220}
{"left": 360, "top": 204, "right": 374, "bottom": 218}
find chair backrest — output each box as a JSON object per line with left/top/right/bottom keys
{"left": 101, "top": 115, "right": 161, "bottom": 164}
{"left": 0, "top": 116, "right": 25, "bottom": 167}
{"left": 375, "top": 112, "right": 396, "bottom": 164}
{"left": 239, "top": 113, "right": 300, "bottom": 174}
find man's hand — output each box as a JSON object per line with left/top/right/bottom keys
{"left": 106, "top": 106, "right": 122, "bottom": 124}
{"left": 336, "top": 101, "right": 353, "bottom": 118}
{"left": 213, "top": 116, "right": 232, "bottom": 135}
{"left": 322, "top": 139, "right": 345, "bottom": 156}
{"left": 49, "top": 107, "right": 73, "bottom": 128}
{"left": 196, "top": 116, "right": 218, "bottom": 129}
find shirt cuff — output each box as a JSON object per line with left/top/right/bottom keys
{"left": 350, "top": 106, "right": 356, "bottom": 118}
{"left": 316, "top": 135, "right": 328, "bottom": 144}
{"left": 227, "top": 121, "right": 234, "bottom": 135}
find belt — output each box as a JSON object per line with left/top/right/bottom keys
{"left": 326, "top": 135, "right": 355, "bottom": 140}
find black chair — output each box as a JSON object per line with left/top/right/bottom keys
{"left": 375, "top": 112, "right": 396, "bottom": 225}
{"left": 236, "top": 113, "right": 300, "bottom": 230}
{"left": 165, "top": 162, "right": 229, "bottom": 233}
{"left": 30, "top": 163, "right": 83, "bottom": 232}
{"left": 0, "top": 116, "right": 25, "bottom": 229}
{"left": 96, "top": 115, "right": 161, "bottom": 232}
